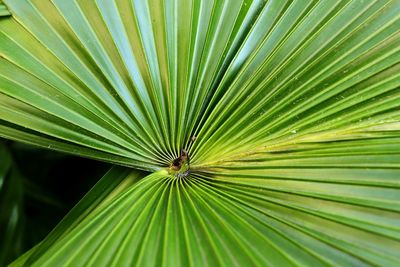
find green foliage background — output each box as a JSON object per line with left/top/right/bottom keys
{"left": 0, "top": 0, "right": 400, "bottom": 266}
{"left": 0, "top": 139, "right": 109, "bottom": 265}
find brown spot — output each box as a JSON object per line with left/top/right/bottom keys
{"left": 170, "top": 150, "right": 188, "bottom": 171}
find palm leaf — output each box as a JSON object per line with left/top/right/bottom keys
{"left": 0, "top": 1, "right": 10, "bottom": 17}
{"left": 0, "top": 0, "right": 399, "bottom": 266}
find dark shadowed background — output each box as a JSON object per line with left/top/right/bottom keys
{"left": 0, "top": 138, "right": 110, "bottom": 266}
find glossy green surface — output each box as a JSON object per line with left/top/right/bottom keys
{"left": 1, "top": 0, "right": 399, "bottom": 266}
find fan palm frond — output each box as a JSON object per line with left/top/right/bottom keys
{"left": 1, "top": 0, "right": 399, "bottom": 266}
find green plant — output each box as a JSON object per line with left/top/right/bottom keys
{"left": 1, "top": 0, "right": 400, "bottom": 266}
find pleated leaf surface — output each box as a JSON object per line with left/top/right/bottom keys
{"left": 0, "top": 0, "right": 399, "bottom": 266}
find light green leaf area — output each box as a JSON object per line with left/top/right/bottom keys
{"left": 1, "top": 0, "right": 399, "bottom": 266}
{"left": 17, "top": 148, "right": 400, "bottom": 266}
{"left": 0, "top": 1, "right": 11, "bottom": 17}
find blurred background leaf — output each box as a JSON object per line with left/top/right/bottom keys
{"left": 0, "top": 138, "right": 110, "bottom": 266}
